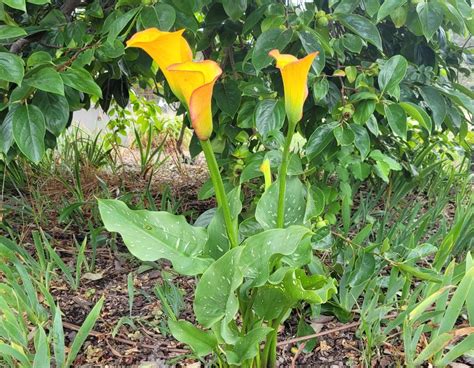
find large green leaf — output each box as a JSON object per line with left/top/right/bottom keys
{"left": 351, "top": 124, "right": 370, "bottom": 159}
{"left": 214, "top": 79, "right": 241, "bottom": 117}
{"left": 391, "top": 5, "right": 408, "bottom": 28}
{"left": 304, "top": 185, "right": 325, "bottom": 222}
{"left": 364, "top": 0, "right": 380, "bottom": 17}
{"left": 252, "top": 28, "right": 292, "bottom": 71}
{"left": 0, "top": 25, "right": 27, "bottom": 40}
{"left": 98, "top": 199, "right": 212, "bottom": 275}
{"left": 282, "top": 269, "right": 337, "bottom": 304}
{"left": 417, "top": 2, "right": 443, "bottom": 40}
{"left": 336, "top": 14, "right": 382, "bottom": 51}
{"left": 106, "top": 7, "right": 141, "bottom": 42}
{"left": 61, "top": 67, "right": 102, "bottom": 98}
{"left": 3, "top": 0, "right": 26, "bottom": 11}
{"left": 298, "top": 28, "right": 325, "bottom": 75}
{"left": 33, "top": 92, "right": 70, "bottom": 136}
{"left": 239, "top": 226, "right": 312, "bottom": 288}
{"left": 305, "top": 121, "right": 338, "bottom": 160}
{"left": 169, "top": 320, "right": 217, "bottom": 357}
{"left": 225, "top": 327, "right": 272, "bottom": 365}
{"left": 384, "top": 103, "right": 407, "bottom": 140}
{"left": 0, "top": 106, "right": 18, "bottom": 153}
{"left": 255, "top": 176, "right": 306, "bottom": 229}
{"left": 222, "top": 0, "right": 246, "bottom": 20}
{"left": 254, "top": 99, "right": 285, "bottom": 137}
{"left": 194, "top": 247, "right": 243, "bottom": 327}
{"left": 204, "top": 187, "right": 242, "bottom": 259}
{"left": 52, "top": 306, "right": 65, "bottom": 368}
{"left": 0, "top": 52, "right": 24, "bottom": 85}
{"left": 353, "top": 100, "right": 376, "bottom": 125}
{"left": 438, "top": 85, "right": 474, "bottom": 116}
{"left": 377, "top": 0, "right": 407, "bottom": 23}
{"left": 253, "top": 285, "right": 291, "bottom": 320}
{"left": 399, "top": 101, "right": 432, "bottom": 133}
{"left": 155, "top": 3, "right": 176, "bottom": 30}
{"left": 378, "top": 55, "right": 407, "bottom": 95}
{"left": 313, "top": 77, "right": 329, "bottom": 102}
{"left": 333, "top": 124, "right": 355, "bottom": 146}
{"left": 24, "top": 67, "right": 64, "bottom": 96}
{"left": 419, "top": 86, "right": 446, "bottom": 129}
{"left": 334, "top": 0, "right": 360, "bottom": 14}
{"left": 12, "top": 104, "right": 46, "bottom": 163}
{"left": 140, "top": 4, "right": 176, "bottom": 31}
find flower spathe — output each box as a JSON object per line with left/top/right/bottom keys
{"left": 260, "top": 158, "right": 272, "bottom": 191}
{"left": 167, "top": 60, "right": 222, "bottom": 141}
{"left": 269, "top": 49, "right": 318, "bottom": 125}
{"left": 126, "top": 28, "right": 193, "bottom": 102}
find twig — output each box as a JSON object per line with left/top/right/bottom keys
{"left": 277, "top": 307, "right": 444, "bottom": 348}
{"left": 56, "top": 43, "right": 98, "bottom": 72}
{"left": 290, "top": 342, "right": 305, "bottom": 368}
{"left": 62, "top": 321, "right": 189, "bottom": 353}
{"left": 382, "top": 341, "right": 405, "bottom": 357}
{"left": 277, "top": 321, "right": 360, "bottom": 347}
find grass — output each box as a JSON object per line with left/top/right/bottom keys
{"left": 0, "top": 126, "right": 472, "bottom": 366}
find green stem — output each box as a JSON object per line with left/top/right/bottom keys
{"left": 276, "top": 121, "right": 297, "bottom": 228}
{"left": 201, "top": 139, "right": 239, "bottom": 248}
{"left": 261, "top": 311, "right": 286, "bottom": 368}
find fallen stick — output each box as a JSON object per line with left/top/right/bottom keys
{"left": 62, "top": 321, "right": 189, "bottom": 353}
{"left": 276, "top": 321, "right": 360, "bottom": 347}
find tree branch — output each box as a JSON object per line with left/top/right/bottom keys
{"left": 9, "top": 0, "right": 85, "bottom": 53}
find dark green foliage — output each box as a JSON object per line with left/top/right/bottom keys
{"left": 0, "top": 0, "right": 471, "bottom": 174}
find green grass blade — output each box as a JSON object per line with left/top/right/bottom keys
{"left": 438, "top": 266, "right": 474, "bottom": 334}
{"left": 0, "top": 343, "right": 31, "bottom": 367}
{"left": 33, "top": 327, "right": 50, "bottom": 368}
{"left": 413, "top": 333, "right": 452, "bottom": 365}
{"left": 64, "top": 296, "right": 104, "bottom": 368}
{"left": 409, "top": 286, "right": 452, "bottom": 322}
{"left": 437, "top": 334, "right": 474, "bottom": 366}
{"left": 52, "top": 305, "right": 65, "bottom": 368}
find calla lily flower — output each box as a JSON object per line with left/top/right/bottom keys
{"left": 260, "top": 158, "right": 272, "bottom": 191}
{"left": 269, "top": 49, "right": 318, "bottom": 125}
{"left": 126, "top": 28, "right": 193, "bottom": 102}
{"left": 167, "top": 60, "right": 222, "bottom": 141}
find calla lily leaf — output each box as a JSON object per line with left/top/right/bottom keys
{"left": 98, "top": 199, "right": 212, "bottom": 275}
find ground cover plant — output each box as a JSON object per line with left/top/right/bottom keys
{"left": 0, "top": 0, "right": 473, "bottom": 367}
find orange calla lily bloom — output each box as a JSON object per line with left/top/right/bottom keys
{"left": 259, "top": 158, "right": 272, "bottom": 191}
{"left": 126, "top": 28, "right": 193, "bottom": 102}
{"left": 167, "top": 60, "right": 222, "bottom": 141}
{"left": 269, "top": 49, "right": 318, "bottom": 125}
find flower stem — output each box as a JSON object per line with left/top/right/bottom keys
{"left": 201, "top": 139, "right": 239, "bottom": 248}
{"left": 276, "top": 121, "right": 296, "bottom": 228}
{"left": 261, "top": 310, "right": 287, "bottom": 367}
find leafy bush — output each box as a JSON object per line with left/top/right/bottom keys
{"left": 0, "top": 0, "right": 472, "bottom": 167}
{"left": 1, "top": 0, "right": 473, "bottom": 366}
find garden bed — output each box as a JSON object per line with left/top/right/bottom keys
{"left": 2, "top": 148, "right": 472, "bottom": 367}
